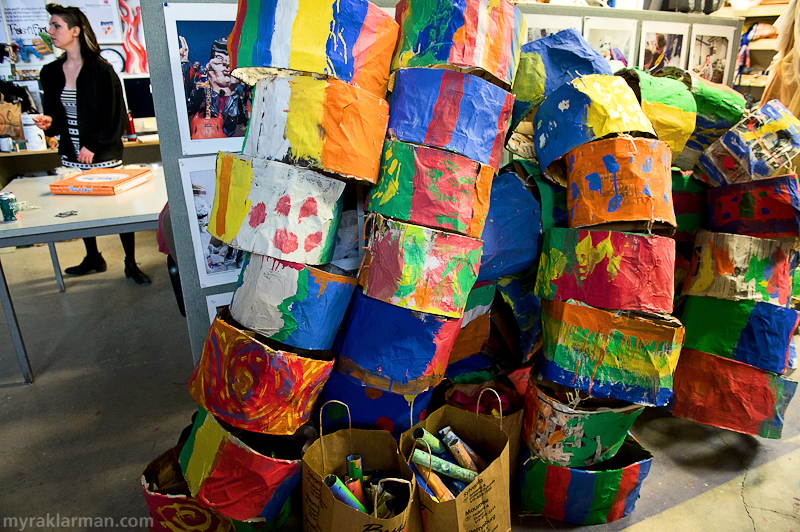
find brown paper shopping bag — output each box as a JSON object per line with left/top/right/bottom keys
{"left": 400, "top": 405, "right": 511, "bottom": 532}
{"left": 0, "top": 96, "right": 22, "bottom": 140}
{"left": 302, "top": 401, "right": 423, "bottom": 532}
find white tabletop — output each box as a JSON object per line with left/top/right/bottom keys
{"left": 0, "top": 167, "right": 167, "bottom": 244}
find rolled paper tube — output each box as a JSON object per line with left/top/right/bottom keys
{"left": 242, "top": 74, "right": 389, "bottom": 184}
{"left": 367, "top": 139, "right": 494, "bottom": 238}
{"left": 565, "top": 137, "right": 676, "bottom": 234}
{"left": 533, "top": 74, "right": 655, "bottom": 184}
{"left": 535, "top": 228, "right": 675, "bottom": 314}
{"left": 209, "top": 152, "right": 345, "bottom": 265}
{"left": 683, "top": 230, "right": 799, "bottom": 308}
{"left": 412, "top": 428, "right": 447, "bottom": 455}
{"left": 345, "top": 478, "right": 366, "bottom": 506}
{"left": 188, "top": 310, "right": 334, "bottom": 435}
{"left": 230, "top": 253, "right": 356, "bottom": 351}
{"left": 441, "top": 432, "right": 479, "bottom": 473}
{"left": 439, "top": 426, "right": 487, "bottom": 471}
{"left": 387, "top": 68, "right": 514, "bottom": 170}
{"left": 708, "top": 174, "right": 800, "bottom": 238}
{"left": 392, "top": 0, "right": 525, "bottom": 87}
{"left": 510, "top": 28, "right": 612, "bottom": 134}
{"left": 408, "top": 463, "right": 438, "bottom": 500}
{"left": 361, "top": 214, "right": 483, "bottom": 318}
{"left": 411, "top": 449, "right": 478, "bottom": 484}
{"left": 325, "top": 475, "right": 367, "bottom": 512}
{"left": 699, "top": 99, "right": 800, "bottom": 187}
{"left": 228, "top": 0, "right": 398, "bottom": 98}
{"left": 347, "top": 455, "right": 363, "bottom": 482}
{"left": 414, "top": 462, "right": 456, "bottom": 502}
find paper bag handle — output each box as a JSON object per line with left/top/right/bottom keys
{"left": 319, "top": 399, "right": 352, "bottom": 475}
{"left": 373, "top": 477, "right": 413, "bottom": 519}
{"left": 413, "top": 437, "right": 435, "bottom": 488}
{"left": 477, "top": 387, "right": 503, "bottom": 426}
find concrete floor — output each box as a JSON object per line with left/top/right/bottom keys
{"left": 0, "top": 232, "right": 798, "bottom": 531}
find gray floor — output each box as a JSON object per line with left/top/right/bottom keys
{"left": 0, "top": 232, "right": 798, "bottom": 531}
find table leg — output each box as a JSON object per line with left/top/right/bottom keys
{"left": 0, "top": 256, "right": 33, "bottom": 384}
{"left": 48, "top": 242, "right": 66, "bottom": 293}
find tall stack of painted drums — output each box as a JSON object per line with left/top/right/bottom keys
{"left": 142, "top": 1, "right": 401, "bottom": 528}
{"left": 673, "top": 99, "right": 800, "bottom": 440}
{"left": 516, "top": 31, "right": 684, "bottom": 526}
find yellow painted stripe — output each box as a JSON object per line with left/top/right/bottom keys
{"left": 288, "top": 0, "right": 332, "bottom": 74}
{"left": 209, "top": 153, "right": 253, "bottom": 242}
{"left": 285, "top": 76, "right": 326, "bottom": 163}
{"left": 183, "top": 414, "right": 227, "bottom": 496}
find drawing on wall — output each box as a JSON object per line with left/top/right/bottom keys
{"left": 164, "top": 3, "right": 253, "bottom": 155}
{"left": 179, "top": 155, "right": 243, "bottom": 288}
{"left": 640, "top": 21, "right": 689, "bottom": 73}
{"left": 583, "top": 17, "right": 637, "bottom": 72}
{"left": 525, "top": 14, "right": 582, "bottom": 43}
{"left": 690, "top": 24, "right": 735, "bottom": 85}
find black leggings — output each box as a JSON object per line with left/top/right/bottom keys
{"left": 83, "top": 233, "right": 135, "bottom": 261}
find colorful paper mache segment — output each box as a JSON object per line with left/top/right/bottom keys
{"left": 392, "top": 0, "right": 525, "bottom": 87}
{"left": 209, "top": 152, "right": 345, "bottom": 265}
{"left": 535, "top": 228, "right": 675, "bottom": 314}
{"left": 336, "top": 291, "right": 462, "bottom": 394}
{"left": 566, "top": 137, "right": 676, "bottom": 232}
{"left": 709, "top": 174, "right": 800, "bottom": 238}
{"left": 449, "top": 280, "right": 495, "bottom": 365}
{"left": 699, "top": 99, "right": 800, "bottom": 187}
{"left": 523, "top": 380, "right": 644, "bottom": 467}
{"left": 672, "top": 348, "right": 798, "bottom": 439}
{"left": 618, "top": 68, "right": 697, "bottom": 158}
{"left": 230, "top": 253, "right": 356, "bottom": 351}
{"left": 497, "top": 271, "right": 542, "bottom": 363}
{"left": 683, "top": 230, "right": 799, "bottom": 308}
{"left": 510, "top": 28, "right": 611, "bottom": 133}
{"left": 533, "top": 75, "right": 655, "bottom": 181}
{"left": 541, "top": 299, "right": 684, "bottom": 406}
{"left": 361, "top": 213, "right": 484, "bottom": 318}
{"left": 242, "top": 74, "right": 389, "bottom": 183}
{"left": 519, "top": 437, "right": 653, "bottom": 525}
{"left": 179, "top": 407, "right": 301, "bottom": 522}
{"left": 188, "top": 311, "right": 334, "bottom": 435}
{"left": 366, "top": 139, "right": 494, "bottom": 237}
{"left": 387, "top": 68, "right": 514, "bottom": 170}
{"left": 681, "top": 295, "right": 799, "bottom": 375}
{"left": 228, "top": 0, "right": 398, "bottom": 97}
{"left": 671, "top": 168, "right": 708, "bottom": 242}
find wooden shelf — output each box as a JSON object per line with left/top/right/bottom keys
{"left": 738, "top": 73, "right": 771, "bottom": 87}
{"left": 713, "top": 4, "right": 786, "bottom": 17}
{"left": 749, "top": 38, "right": 778, "bottom": 51}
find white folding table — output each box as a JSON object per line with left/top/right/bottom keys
{"left": 0, "top": 168, "right": 168, "bottom": 383}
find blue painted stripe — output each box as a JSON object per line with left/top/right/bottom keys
{"left": 622, "top": 458, "right": 652, "bottom": 517}
{"left": 254, "top": 0, "right": 277, "bottom": 65}
{"left": 326, "top": 0, "right": 368, "bottom": 81}
{"left": 564, "top": 469, "right": 596, "bottom": 524}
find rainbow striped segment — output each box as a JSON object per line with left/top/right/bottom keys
{"left": 519, "top": 437, "right": 653, "bottom": 525}
{"left": 684, "top": 230, "right": 799, "bottom": 308}
{"left": 360, "top": 213, "right": 484, "bottom": 318}
{"left": 388, "top": 68, "right": 514, "bottom": 170}
{"left": 541, "top": 299, "right": 684, "bottom": 406}
{"left": 228, "top": 0, "right": 398, "bottom": 97}
{"left": 209, "top": 152, "right": 345, "bottom": 265}
{"left": 535, "top": 228, "right": 675, "bottom": 314}
{"left": 188, "top": 312, "right": 334, "bottom": 435}
{"left": 243, "top": 75, "right": 389, "bottom": 183}
{"left": 179, "top": 407, "right": 301, "bottom": 521}
{"left": 709, "top": 174, "right": 800, "bottom": 238}
{"left": 230, "top": 253, "right": 356, "bottom": 351}
{"left": 392, "top": 0, "right": 525, "bottom": 87}
{"left": 367, "top": 139, "right": 494, "bottom": 238}
{"left": 336, "top": 291, "right": 462, "bottom": 394}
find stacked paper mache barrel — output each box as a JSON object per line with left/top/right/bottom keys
{"left": 513, "top": 30, "right": 683, "bottom": 526}
{"left": 673, "top": 99, "right": 800, "bottom": 439}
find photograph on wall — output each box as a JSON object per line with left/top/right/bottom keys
{"left": 164, "top": 3, "right": 253, "bottom": 155}
{"left": 689, "top": 24, "right": 735, "bottom": 85}
{"left": 179, "top": 155, "right": 243, "bottom": 288}
{"left": 206, "top": 292, "right": 233, "bottom": 325}
{"left": 583, "top": 17, "right": 637, "bottom": 72}
{"left": 525, "top": 14, "right": 582, "bottom": 43}
{"left": 639, "top": 21, "right": 689, "bottom": 73}
{"left": 69, "top": 0, "right": 122, "bottom": 43}
{"left": 2, "top": 0, "right": 55, "bottom": 70}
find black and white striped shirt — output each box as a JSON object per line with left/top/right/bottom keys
{"left": 60, "top": 87, "right": 121, "bottom": 169}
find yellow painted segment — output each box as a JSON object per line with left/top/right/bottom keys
{"left": 642, "top": 100, "right": 695, "bottom": 157}
{"left": 575, "top": 233, "right": 623, "bottom": 281}
{"left": 288, "top": 0, "right": 332, "bottom": 73}
{"left": 183, "top": 415, "right": 227, "bottom": 496}
{"left": 687, "top": 245, "right": 715, "bottom": 294}
{"left": 580, "top": 76, "right": 654, "bottom": 139}
{"left": 208, "top": 154, "right": 254, "bottom": 242}
{"left": 285, "top": 76, "right": 326, "bottom": 163}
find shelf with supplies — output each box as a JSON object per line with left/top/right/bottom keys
{"left": 713, "top": 4, "right": 787, "bottom": 17}
{"left": 738, "top": 73, "right": 771, "bottom": 87}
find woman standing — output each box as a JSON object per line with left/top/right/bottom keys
{"left": 34, "top": 4, "right": 150, "bottom": 285}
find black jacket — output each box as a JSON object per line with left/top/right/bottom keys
{"left": 40, "top": 56, "right": 126, "bottom": 163}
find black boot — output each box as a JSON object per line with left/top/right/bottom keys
{"left": 124, "top": 259, "right": 151, "bottom": 285}
{"left": 65, "top": 253, "right": 107, "bottom": 275}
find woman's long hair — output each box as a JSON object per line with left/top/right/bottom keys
{"left": 46, "top": 4, "right": 101, "bottom": 60}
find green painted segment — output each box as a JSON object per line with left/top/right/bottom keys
{"left": 320, "top": 198, "right": 342, "bottom": 263}
{"left": 634, "top": 67, "right": 696, "bottom": 114}
{"left": 411, "top": 449, "right": 477, "bottom": 483}
{"left": 676, "top": 212, "right": 702, "bottom": 233}
{"left": 272, "top": 267, "right": 310, "bottom": 342}
{"left": 519, "top": 159, "right": 566, "bottom": 232}
{"left": 511, "top": 51, "right": 546, "bottom": 110}
{"left": 369, "top": 140, "right": 414, "bottom": 220}
{"left": 671, "top": 169, "right": 708, "bottom": 193}
{"left": 681, "top": 296, "right": 754, "bottom": 357}
{"left": 585, "top": 467, "right": 623, "bottom": 524}
{"left": 744, "top": 255, "right": 773, "bottom": 302}
{"left": 238, "top": 2, "right": 261, "bottom": 68}
{"left": 794, "top": 269, "right": 800, "bottom": 298}
{"left": 693, "top": 78, "right": 746, "bottom": 127}
{"left": 520, "top": 459, "right": 548, "bottom": 514}
{"left": 397, "top": 225, "right": 428, "bottom": 301}
{"left": 739, "top": 191, "right": 756, "bottom": 218}
{"left": 179, "top": 406, "right": 207, "bottom": 475}
{"left": 465, "top": 281, "right": 496, "bottom": 311}
{"left": 394, "top": 0, "right": 462, "bottom": 69}
{"left": 435, "top": 212, "right": 465, "bottom": 232}
{"left": 452, "top": 248, "right": 483, "bottom": 310}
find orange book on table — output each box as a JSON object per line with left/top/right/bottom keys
{"left": 49, "top": 167, "right": 153, "bottom": 196}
